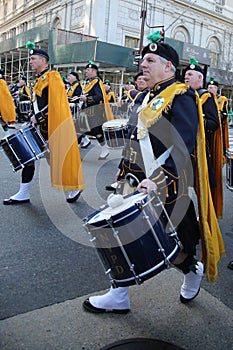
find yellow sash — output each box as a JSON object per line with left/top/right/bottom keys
{"left": 84, "top": 78, "right": 113, "bottom": 121}
{"left": 34, "top": 71, "right": 85, "bottom": 191}
{"left": 67, "top": 82, "right": 80, "bottom": 97}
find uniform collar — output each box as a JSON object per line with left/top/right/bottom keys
{"left": 37, "top": 68, "right": 49, "bottom": 78}
{"left": 151, "top": 76, "right": 176, "bottom": 93}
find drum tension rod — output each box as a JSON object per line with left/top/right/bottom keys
{"left": 106, "top": 218, "right": 141, "bottom": 284}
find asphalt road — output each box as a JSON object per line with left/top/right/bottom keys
{"left": 0, "top": 124, "right": 232, "bottom": 324}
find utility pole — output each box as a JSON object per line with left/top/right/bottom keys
{"left": 139, "top": 0, "right": 147, "bottom": 55}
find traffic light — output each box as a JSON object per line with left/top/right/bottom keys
{"left": 160, "top": 29, "right": 165, "bottom": 42}
{"left": 133, "top": 49, "right": 141, "bottom": 66}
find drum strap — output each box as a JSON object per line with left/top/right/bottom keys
{"left": 137, "top": 115, "right": 173, "bottom": 178}
{"left": 33, "top": 97, "right": 48, "bottom": 115}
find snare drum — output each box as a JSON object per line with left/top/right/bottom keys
{"left": 84, "top": 192, "right": 181, "bottom": 287}
{"left": 0, "top": 125, "right": 47, "bottom": 171}
{"left": 19, "top": 101, "right": 31, "bottom": 114}
{"left": 102, "top": 119, "right": 129, "bottom": 149}
{"left": 226, "top": 147, "right": 233, "bottom": 191}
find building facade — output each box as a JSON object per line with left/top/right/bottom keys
{"left": 0, "top": 0, "right": 232, "bottom": 100}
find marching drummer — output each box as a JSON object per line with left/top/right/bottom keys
{"left": 3, "top": 45, "right": 85, "bottom": 205}
{"left": 66, "top": 70, "right": 91, "bottom": 154}
{"left": 83, "top": 31, "right": 225, "bottom": 314}
{"left": 184, "top": 59, "right": 223, "bottom": 219}
{"left": 207, "top": 78, "right": 229, "bottom": 158}
{"left": 78, "top": 61, "right": 114, "bottom": 160}
{"left": 66, "top": 71, "right": 83, "bottom": 104}
{"left": 0, "top": 69, "right": 16, "bottom": 133}
{"left": 103, "top": 80, "right": 117, "bottom": 104}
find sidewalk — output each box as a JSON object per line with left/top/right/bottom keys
{"left": 0, "top": 268, "right": 232, "bottom": 350}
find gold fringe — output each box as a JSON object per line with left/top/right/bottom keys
{"left": 139, "top": 83, "right": 188, "bottom": 128}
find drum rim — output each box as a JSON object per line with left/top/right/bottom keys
{"left": 86, "top": 193, "right": 147, "bottom": 224}
{"left": 103, "top": 119, "right": 128, "bottom": 127}
{"left": 108, "top": 244, "right": 180, "bottom": 286}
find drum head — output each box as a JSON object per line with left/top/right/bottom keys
{"left": 103, "top": 119, "right": 128, "bottom": 129}
{"left": 87, "top": 192, "right": 147, "bottom": 224}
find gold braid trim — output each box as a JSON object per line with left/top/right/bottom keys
{"left": 34, "top": 72, "right": 49, "bottom": 97}
{"left": 83, "top": 78, "right": 99, "bottom": 93}
{"left": 128, "top": 90, "right": 143, "bottom": 103}
{"left": 67, "top": 82, "right": 80, "bottom": 97}
{"left": 139, "top": 83, "right": 188, "bottom": 128}
{"left": 200, "top": 92, "right": 211, "bottom": 105}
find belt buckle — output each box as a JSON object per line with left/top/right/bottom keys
{"left": 129, "top": 149, "right": 137, "bottom": 163}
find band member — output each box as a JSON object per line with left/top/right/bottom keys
{"left": 3, "top": 46, "right": 85, "bottom": 205}
{"left": 104, "top": 80, "right": 117, "bottom": 103}
{"left": 207, "top": 78, "right": 229, "bottom": 157}
{"left": 119, "top": 79, "right": 136, "bottom": 118}
{"left": 127, "top": 71, "right": 148, "bottom": 109}
{"left": 83, "top": 32, "right": 224, "bottom": 314}
{"left": 79, "top": 61, "right": 113, "bottom": 160}
{"left": 0, "top": 69, "right": 16, "bottom": 132}
{"left": 105, "top": 72, "right": 148, "bottom": 193}
{"left": 184, "top": 58, "right": 223, "bottom": 218}
{"left": 66, "top": 71, "right": 91, "bottom": 150}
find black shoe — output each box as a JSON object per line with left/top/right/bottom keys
{"left": 227, "top": 261, "right": 233, "bottom": 270}
{"left": 3, "top": 198, "right": 30, "bottom": 205}
{"left": 180, "top": 288, "right": 200, "bottom": 304}
{"left": 81, "top": 140, "right": 91, "bottom": 149}
{"left": 66, "top": 191, "right": 82, "bottom": 203}
{"left": 83, "top": 298, "right": 130, "bottom": 314}
{"left": 105, "top": 185, "right": 117, "bottom": 192}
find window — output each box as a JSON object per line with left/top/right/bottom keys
{"left": 125, "top": 36, "right": 139, "bottom": 49}
{"left": 207, "top": 37, "right": 221, "bottom": 69}
{"left": 173, "top": 26, "right": 190, "bottom": 43}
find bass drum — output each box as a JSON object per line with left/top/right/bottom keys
{"left": 1, "top": 125, "right": 47, "bottom": 171}
{"left": 84, "top": 191, "right": 181, "bottom": 287}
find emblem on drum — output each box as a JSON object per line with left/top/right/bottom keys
{"left": 150, "top": 96, "right": 164, "bottom": 110}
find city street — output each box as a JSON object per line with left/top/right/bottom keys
{"left": 0, "top": 125, "right": 232, "bottom": 350}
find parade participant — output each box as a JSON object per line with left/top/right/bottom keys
{"left": 66, "top": 71, "right": 82, "bottom": 102}
{"left": 66, "top": 70, "right": 91, "bottom": 150}
{"left": 119, "top": 79, "right": 135, "bottom": 118}
{"left": 17, "top": 76, "right": 31, "bottom": 122}
{"left": 0, "top": 69, "right": 16, "bottom": 133}
{"left": 104, "top": 80, "right": 117, "bottom": 103}
{"left": 3, "top": 44, "right": 85, "bottom": 205}
{"left": 62, "top": 76, "right": 70, "bottom": 90}
{"left": 79, "top": 61, "right": 113, "bottom": 160}
{"left": 105, "top": 72, "right": 148, "bottom": 193}
{"left": 133, "top": 71, "right": 148, "bottom": 92}
{"left": 184, "top": 58, "right": 223, "bottom": 218}
{"left": 127, "top": 71, "right": 148, "bottom": 108}
{"left": 83, "top": 32, "right": 224, "bottom": 314}
{"left": 207, "top": 78, "right": 229, "bottom": 157}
